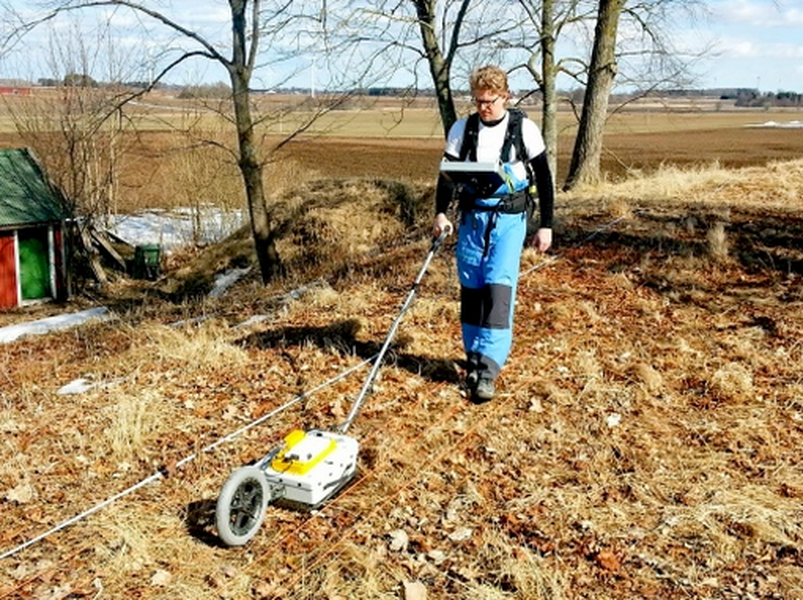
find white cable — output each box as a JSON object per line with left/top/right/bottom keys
{"left": 0, "top": 355, "right": 376, "bottom": 561}
{"left": 0, "top": 214, "right": 627, "bottom": 562}
{"left": 521, "top": 215, "right": 626, "bottom": 276}
{"left": 0, "top": 473, "right": 164, "bottom": 561}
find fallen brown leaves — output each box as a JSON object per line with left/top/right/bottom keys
{"left": 1, "top": 163, "right": 803, "bottom": 599}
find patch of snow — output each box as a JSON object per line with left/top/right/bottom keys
{"left": 209, "top": 267, "right": 252, "bottom": 299}
{"left": 744, "top": 120, "right": 803, "bottom": 129}
{"left": 0, "top": 307, "right": 111, "bottom": 344}
{"left": 234, "top": 315, "right": 270, "bottom": 329}
{"left": 2, "top": 209, "right": 251, "bottom": 345}
{"left": 57, "top": 378, "right": 94, "bottom": 395}
{"left": 107, "top": 207, "right": 245, "bottom": 252}
{"left": 57, "top": 376, "right": 126, "bottom": 395}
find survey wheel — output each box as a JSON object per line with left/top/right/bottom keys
{"left": 215, "top": 466, "right": 270, "bottom": 546}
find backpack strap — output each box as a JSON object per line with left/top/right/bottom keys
{"left": 459, "top": 107, "right": 529, "bottom": 165}
{"left": 500, "top": 107, "right": 526, "bottom": 163}
{"left": 458, "top": 112, "right": 480, "bottom": 162}
{"left": 505, "top": 107, "right": 536, "bottom": 189}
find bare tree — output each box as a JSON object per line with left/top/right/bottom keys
{"left": 4, "top": 18, "right": 130, "bottom": 222}
{"left": 561, "top": 0, "right": 706, "bottom": 189}
{"left": 510, "top": 0, "right": 592, "bottom": 180}
{"left": 534, "top": 0, "right": 560, "bottom": 177}
{"left": 413, "top": 0, "right": 529, "bottom": 135}
{"left": 411, "top": 0, "right": 466, "bottom": 135}
{"left": 0, "top": 0, "right": 355, "bottom": 283}
{"left": 341, "top": 1, "right": 523, "bottom": 137}
{"left": 563, "top": 0, "right": 624, "bottom": 190}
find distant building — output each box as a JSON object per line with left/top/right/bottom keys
{"left": 0, "top": 79, "right": 33, "bottom": 96}
{"left": 0, "top": 86, "right": 31, "bottom": 96}
{"left": 0, "top": 149, "right": 70, "bottom": 310}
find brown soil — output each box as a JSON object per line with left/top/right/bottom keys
{"left": 277, "top": 127, "right": 803, "bottom": 184}
{"left": 1, "top": 122, "right": 803, "bottom": 599}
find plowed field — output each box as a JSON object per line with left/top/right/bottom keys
{"left": 1, "top": 104, "right": 803, "bottom": 599}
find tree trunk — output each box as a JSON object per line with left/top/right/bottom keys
{"left": 413, "top": 0, "right": 457, "bottom": 136}
{"left": 540, "top": 0, "right": 559, "bottom": 180}
{"left": 563, "top": 0, "right": 624, "bottom": 191}
{"left": 229, "top": 0, "right": 283, "bottom": 283}
{"left": 231, "top": 80, "right": 283, "bottom": 283}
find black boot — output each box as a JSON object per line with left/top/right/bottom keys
{"left": 471, "top": 377, "right": 495, "bottom": 404}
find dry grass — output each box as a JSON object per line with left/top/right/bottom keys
{"left": 2, "top": 149, "right": 803, "bottom": 599}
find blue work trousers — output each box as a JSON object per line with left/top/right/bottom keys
{"left": 456, "top": 208, "right": 526, "bottom": 380}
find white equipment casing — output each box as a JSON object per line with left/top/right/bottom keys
{"left": 215, "top": 229, "right": 450, "bottom": 546}
{"left": 439, "top": 160, "right": 508, "bottom": 196}
{"left": 264, "top": 429, "right": 359, "bottom": 508}
{"left": 439, "top": 159, "right": 503, "bottom": 175}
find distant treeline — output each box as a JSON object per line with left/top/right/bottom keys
{"left": 635, "top": 88, "right": 802, "bottom": 107}
{"left": 28, "top": 78, "right": 802, "bottom": 106}
{"left": 728, "top": 90, "right": 802, "bottom": 108}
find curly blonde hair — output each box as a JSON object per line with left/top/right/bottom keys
{"left": 469, "top": 65, "right": 509, "bottom": 96}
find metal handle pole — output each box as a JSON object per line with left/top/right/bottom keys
{"left": 340, "top": 227, "right": 451, "bottom": 434}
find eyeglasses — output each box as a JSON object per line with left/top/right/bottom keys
{"left": 473, "top": 96, "right": 500, "bottom": 108}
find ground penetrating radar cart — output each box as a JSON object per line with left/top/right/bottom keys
{"left": 215, "top": 226, "right": 451, "bottom": 547}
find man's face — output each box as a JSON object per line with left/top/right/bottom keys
{"left": 473, "top": 88, "right": 507, "bottom": 121}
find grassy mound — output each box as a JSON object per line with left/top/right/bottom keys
{"left": 1, "top": 161, "right": 803, "bottom": 599}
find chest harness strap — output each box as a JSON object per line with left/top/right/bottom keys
{"left": 457, "top": 108, "right": 533, "bottom": 256}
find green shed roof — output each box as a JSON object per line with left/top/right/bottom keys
{"left": 0, "top": 148, "right": 67, "bottom": 228}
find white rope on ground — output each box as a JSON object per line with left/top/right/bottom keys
{"left": 0, "top": 214, "right": 629, "bottom": 562}
{"left": 520, "top": 215, "right": 627, "bottom": 277}
{"left": 0, "top": 354, "right": 377, "bottom": 562}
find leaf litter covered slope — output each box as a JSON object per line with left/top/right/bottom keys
{"left": 1, "top": 162, "right": 803, "bottom": 599}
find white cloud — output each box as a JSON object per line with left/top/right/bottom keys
{"left": 725, "top": 39, "right": 759, "bottom": 58}
{"left": 729, "top": 4, "right": 767, "bottom": 22}
{"left": 719, "top": 0, "right": 794, "bottom": 27}
{"left": 776, "top": 5, "right": 803, "bottom": 26}
{"left": 717, "top": 38, "right": 803, "bottom": 60}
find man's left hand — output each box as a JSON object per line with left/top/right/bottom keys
{"left": 533, "top": 227, "right": 552, "bottom": 252}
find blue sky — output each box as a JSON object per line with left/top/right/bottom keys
{"left": 1, "top": 0, "right": 802, "bottom": 94}
{"left": 690, "top": 0, "right": 803, "bottom": 92}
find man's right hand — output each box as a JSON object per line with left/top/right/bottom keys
{"left": 432, "top": 212, "right": 453, "bottom": 238}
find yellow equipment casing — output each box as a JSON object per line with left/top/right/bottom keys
{"left": 271, "top": 429, "right": 337, "bottom": 475}
{"left": 263, "top": 429, "right": 359, "bottom": 508}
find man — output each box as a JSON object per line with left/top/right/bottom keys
{"left": 432, "top": 65, "right": 555, "bottom": 403}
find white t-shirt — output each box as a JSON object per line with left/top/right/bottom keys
{"left": 443, "top": 111, "right": 546, "bottom": 183}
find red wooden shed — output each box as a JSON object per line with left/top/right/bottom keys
{"left": 0, "top": 148, "right": 70, "bottom": 310}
